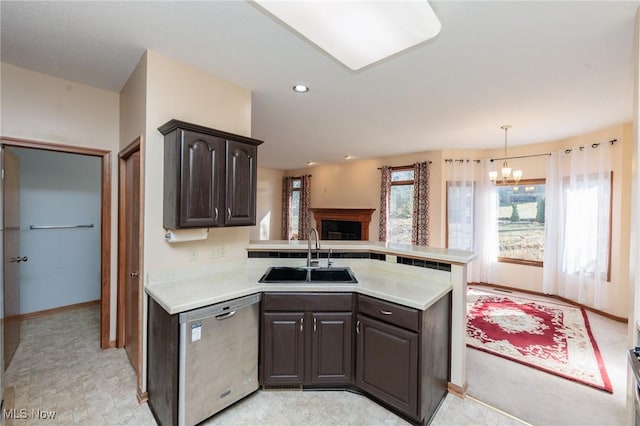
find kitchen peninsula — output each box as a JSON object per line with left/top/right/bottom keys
{"left": 145, "top": 240, "right": 474, "bottom": 425}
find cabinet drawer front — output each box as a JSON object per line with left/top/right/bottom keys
{"left": 263, "top": 292, "right": 353, "bottom": 311}
{"left": 358, "top": 294, "right": 420, "bottom": 331}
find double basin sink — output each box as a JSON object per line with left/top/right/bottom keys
{"left": 259, "top": 266, "right": 358, "bottom": 284}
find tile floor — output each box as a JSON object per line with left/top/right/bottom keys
{"left": 3, "top": 306, "right": 527, "bottom": 425}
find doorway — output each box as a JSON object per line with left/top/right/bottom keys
{"left": 117, "top": 136, "right": 144, "bottom": 401}
{"left": 3, "top": 147, "right": 21, "bottom": 371}
{"left": 1, "top": 137, "right": 112, "bottom": 349}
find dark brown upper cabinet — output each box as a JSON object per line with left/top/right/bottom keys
{"left": 159, "top": 119, "right": 263, "bottom": 229}
{"left": 225, "top": 140, "right": 257, "bottom": 226}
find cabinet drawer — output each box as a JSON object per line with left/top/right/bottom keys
{"left": 263, "top": 292, "right": 353, "bottom": 311}
{"left": 358, "top": 295, "right": 420, "bottom": 331}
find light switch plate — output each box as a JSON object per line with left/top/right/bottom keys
{"left": 188, "top": 248, "right": 199, "bottom": 262}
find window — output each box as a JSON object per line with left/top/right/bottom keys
{"left": 496, "top": 180, "right": 546, "bottom": 265}
{"left": 446, "top": 181, "right": 475, "bottom": 251}
{"left": 289, "top": 178, "right": 301, "bottom": 239}
{"left": 562, "top": 173, "right": 611, "bottom": 279}
{"left": 389, "top": 168, "right": 414, "bottom": 244}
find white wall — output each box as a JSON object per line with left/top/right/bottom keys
{"left": 287, "top": 150, "right": 444, "bottom": 245}
{"left": 120, "top": 54, "right": 147, "bottom": 149}
{"left": 143, "top": 50, "right": 253, "bottom": 273}
{"left": 14, "top": 148, "right": 101, "bottom": 314}
{"left": 287, "top": 124, "right": 632, "bottom": 317}
{"left": 1, "top": 62, "right": 120, "bottom": 338}
{"left": 251, "top": 167, "right": 283, "bottom": 240}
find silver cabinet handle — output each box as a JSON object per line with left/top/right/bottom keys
{"left": 130, "top": 272, "right": 139, "bottom": 277}
{"left": 10, "top": 256, "right": 28, "bottom": 263}
{"left": 300, "top": 317, "right": 304, "bottom": 332}
{"left": 214, "top": 207, "right": 219, "bottom": 221}
{"left": 216, "top": 311, "right": 237, "bottom": 321}
{"left": 380, "top": 310, "right": 393, "bottom": 316}
{"left": 227, "top": 208, "right": 231, "bottom": 219}
{"left": 356, "top": 320, "right": 360, "bottom": 334}
{"left": 313, "top": 317, "right": 317, "bottom": 332}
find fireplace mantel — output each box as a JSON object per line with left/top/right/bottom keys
{"left": 310, "top": 208, "right": 376, "bottom": 241}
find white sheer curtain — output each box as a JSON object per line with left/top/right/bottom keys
{"left": 471, "top": 160, "right": 498, "bottom": 283}
{"left": 446, "top": 159, "right": 497, "bottom": 283}
{"left": 543, "top": 143, "right": 613, "bottom": 309}
{"left": 446, "top": 160, "right": 476, "bottom": 251}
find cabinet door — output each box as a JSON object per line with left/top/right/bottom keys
{"left": 310, "top": 312, "right": 353, "bottom": 385}
{"left": 225, "top": 140, "right": 257, "bottom": 226}
{"left": 262, "top": 312, "right": 305, "bottom": 385}
{"left": 147, "top": 299, "right": 179, "bottom": 426}
{"left": 356, "top": 314, "right": 418, "bottom": 418}
{"left": 179, "top": 130, "right": 224, "bottom": 227}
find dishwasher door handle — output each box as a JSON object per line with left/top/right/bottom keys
{"left": 215, "top": 310, "right": 237, "bottom": 320}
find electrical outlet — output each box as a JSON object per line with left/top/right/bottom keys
{"left": 189, "top": 248, "right": 199, "bottom": 262}
{"left": 209, "top": 246, "right": 225, "bottom": 258}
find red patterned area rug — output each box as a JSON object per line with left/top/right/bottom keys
{"left": 467, "top": 287, "right": 612, "bottom": 393}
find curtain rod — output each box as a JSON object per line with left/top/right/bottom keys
{"left": 491, "top": 138, "right": 618, "bottom": 162}
{"left": 444, "top": 159, "right": 481, "bottom": 163}
{"left": 377, "top": 161, "right": 432, "bottom": 170}
{"left": 490, "top": 152, "right": 551, "bottom": 162}
{"left": 563, "top": 138, "right": 618, "bottom": 154}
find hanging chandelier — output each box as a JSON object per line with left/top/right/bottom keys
{"left": 489, "top": 124, "right": 522, "bottom": 185}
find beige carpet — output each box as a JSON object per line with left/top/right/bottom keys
{"left": 467, "top": 289, "right": 627, "bottom": 426}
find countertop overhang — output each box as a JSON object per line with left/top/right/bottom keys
{"left": 146, "top": 258, "right": 454, "bottom": 315}
{"left": 247, "top": 240, "right": 476, "bottom": 264}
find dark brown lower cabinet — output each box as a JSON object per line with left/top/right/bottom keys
{"left": 260, "top": 291, "right": 451, "bottom": 424}
{"left": 261, "top": 293, "right": 354, "bottom": 387}
{"left": 262, "top": 312, "right": 305, "bottom": 384}
{"left": 356, "top": 314, "right": 419, "bottom": 416}
{"left": 310, "top": 312, "right": 353, "bottom": 384}
{"left": 147, "top": 298, "right": 179, "bottom": 426}
{"left": 356, "top": 292, "right": 452, "bottom": 425}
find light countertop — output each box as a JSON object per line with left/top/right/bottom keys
{"left": 248, "top": 240, "right": 476, "bottom": 264}
{"left": 145, "top": 258, "right": 453, "bottom": 315}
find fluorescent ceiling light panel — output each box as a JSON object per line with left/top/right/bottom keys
{"left": 255, "top": 1, "right": 441, "bottom": 70}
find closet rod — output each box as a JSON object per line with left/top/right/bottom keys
{"left": 29, "top": 224, "right": 94, "bottom": 230}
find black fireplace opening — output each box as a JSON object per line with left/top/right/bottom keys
{"left": 321, "top": 219, "right": 362, "bottom": 240}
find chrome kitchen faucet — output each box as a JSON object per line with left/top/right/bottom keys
{"left": 307, "top": 228, "right": 320, "bottom": 267}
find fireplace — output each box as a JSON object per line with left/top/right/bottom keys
{"left": 322, "top": 220, "right": 361, "bottom": 240}
{"left": 310, "top": 208, "right": 375, "bottom": 241}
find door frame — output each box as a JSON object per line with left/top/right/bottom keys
{"left": 116, "top": 136, "right": 145, "bottom": 399}
{"left": 0, "top": 136, "right": 113, "bottom": 349}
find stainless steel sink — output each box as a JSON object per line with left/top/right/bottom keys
{"left": 259, "top": 266, "right": 357, "bottom": 284}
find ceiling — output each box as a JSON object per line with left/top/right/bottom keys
{"left": 2, "top": 1, "right": 638, "bottom": 170}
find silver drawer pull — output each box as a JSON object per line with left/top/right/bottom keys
{"left": 379, "top": 310, "right": 393, "bottom": 315}
{"left": 300, "top": 317, "right": 304, "bottom": 332}
{"left": 216, "top": 311, "right": 237, "bottom": 320}
{"left": 356, "top": 320, "right": 360, "bottom": 334}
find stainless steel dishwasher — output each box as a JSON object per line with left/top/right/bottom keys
{"left": 178, "top": 293, "right": 260, "bottom": 426}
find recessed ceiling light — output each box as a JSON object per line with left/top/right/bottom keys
{"left": 306, "top": 161, "right": 316, "bottom": 166}
{"left": 256, "top": 1, "right": 441, "bottom": 70}
{"left": 293, "top": 84, "right": 309, "bottom": 93}
{"left": 344, "top": 155, "right": 354, "bottom": 160}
